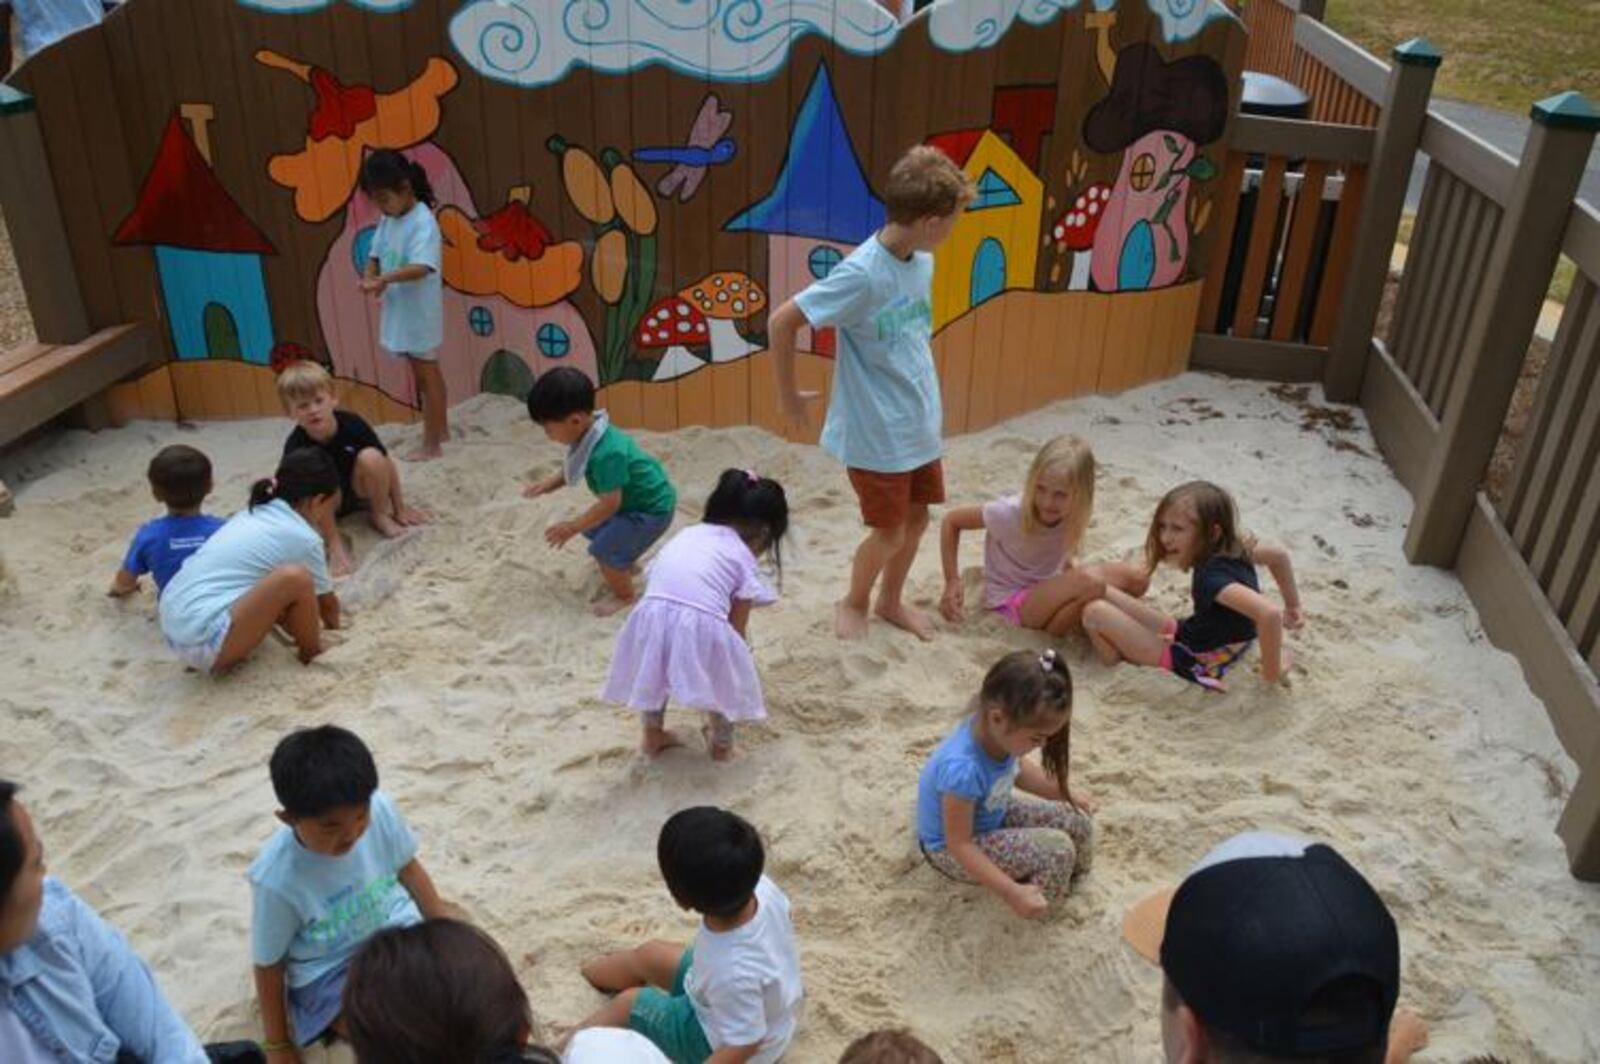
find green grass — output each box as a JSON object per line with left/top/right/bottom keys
{"left": 1324, "top": 0, "right": 1600, "bottom": 113}
{"left": 1394, "top": 212, "right": 1577, "bottom": 305}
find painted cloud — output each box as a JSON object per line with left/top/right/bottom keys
{"left": 927, "top": 0, "right": 1112, "bottom": 53}
{"left": 448, "top": 0, "right": 901, "bottom": 88}
{"left": 1145, "top": 0, "right": 1233, "bottom": 44}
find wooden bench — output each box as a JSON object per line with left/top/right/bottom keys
{"left": 0, "top": 322, "right": 156, "bottom": 447}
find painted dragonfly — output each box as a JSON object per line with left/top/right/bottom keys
{"left": 631, "top": 93, "right": 736, "bottom": 203}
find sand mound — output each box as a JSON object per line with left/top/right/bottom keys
{"left": 1, "top": 374, "right": 1595, "bottom": 1061}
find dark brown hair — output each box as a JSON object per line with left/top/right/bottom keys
{"left": 148, "top": 444, "right": 213, "bottom": 510}
{"left": 839, "top": 1028, "right": 945, "bottom": 1063}
{"left": 978, "top": 649, "right": 1073, "bottom": 796}
{"left": 1144, "top": 480, "right": 1252, "bottom": 572}
{"left": 343, "top": 919, "right": 538, "bottom": 1063}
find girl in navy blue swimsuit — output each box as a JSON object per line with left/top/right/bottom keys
{"left": 1082, "top": 481, "right": 1302, "bottom": 690}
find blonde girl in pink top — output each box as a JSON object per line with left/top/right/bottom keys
{"left": 939, "top": 435, "right": 1149, "bottom": 635}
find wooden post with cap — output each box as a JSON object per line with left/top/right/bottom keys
{"left": 1403, "top": 91, "right": 1600, "bottom": 566}
{"left": 1321, "top": 38, "right": 1440, "bottom": 403}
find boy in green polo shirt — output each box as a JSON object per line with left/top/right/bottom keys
{"left": 524, "top": 368, "right": 678, "bottom": 615}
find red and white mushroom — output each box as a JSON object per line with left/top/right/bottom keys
{"left": 679, "top": 271, "right": 766, "bottom": 362}
{"left": 1052, "top": 182, "right": 1111, "bottom": 290}
{"left": 635, "top": 294, "right": 711, "bottom": 380}
{"left": 636, "top": 294, "right": 710, "bottom": 354}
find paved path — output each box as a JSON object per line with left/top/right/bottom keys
{"left": 1407, "top": 97, "right": 1600, "bottom": 210}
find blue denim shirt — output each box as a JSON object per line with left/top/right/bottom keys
{"left": 0, "top": 878, "right": 206, "bottom": 1063}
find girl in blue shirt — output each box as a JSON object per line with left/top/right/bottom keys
{"left": 916, "top": 649, "right": 1095, "bottom": 919}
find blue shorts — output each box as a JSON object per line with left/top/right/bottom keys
{"left": 287, "top": 961, "right": 348, "bottom": 1046}
{"left": 628, "top": 947, "right": 712, "bottom": 1063}
{"left": 585, "top": 510, "right": 672, "bottom": 570}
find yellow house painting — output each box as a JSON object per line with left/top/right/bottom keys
{"left": 926, "top": 129, "right": 1045, "bottom": 330}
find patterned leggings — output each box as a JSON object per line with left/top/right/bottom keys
{"left": 924, "top": 800, "right": 1095, "bottom": 901}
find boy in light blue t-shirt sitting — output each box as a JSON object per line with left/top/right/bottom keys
{"left": 108, "top": 445, "right": 225, "bottom": 598}
{"left": 249, "top": 725, "right": 451, "bottom": 1058}
{"left": 768, "top": 145, "right": 974, "bottom": 643}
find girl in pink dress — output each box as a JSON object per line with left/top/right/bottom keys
{"left": 938, "top": 435, "right": 1149, "bottom": 636}
{"left": 601, "top": 469, "right": 789, "bottom": 761}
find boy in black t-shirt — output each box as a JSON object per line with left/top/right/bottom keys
{"left": 278, "top": 361, "right": 429, "bottom": 575}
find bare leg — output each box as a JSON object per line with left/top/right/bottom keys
{"left": 1081, "top": 598, "right": 1169, "bottom": 668}
{"left": 838, "top": 523, "right": 905, "bottom": 640}
{"left": 351, "top": 447, "right": 404, "bottom": 538}
{"left": 641, "top": 708, "right": 683, "bottom": 756}
{"left": 214, "top": 565, "right": 323, "bottom": 671}
{"left": 581, "top": 940, "right": 685, "bottom": 993}
{"left": 593, "top": 563, "right": 637, "bottom": 617}
{"left": 405, "top": 359, "right": 447, "bottom": 461}
{"left": 703, "top": 713, "right": 734, "bottom": 762}
{"left": 1022, "top": 567, "right": 1109, "bottom": 635}
{"left": 873, "top": 505, "right": 933, "bottom": 641}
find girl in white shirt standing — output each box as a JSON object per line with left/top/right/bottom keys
{"left": 358, "top": 149, "right": 447, "bottom": 461}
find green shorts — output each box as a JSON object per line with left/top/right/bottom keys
{"left": 627, "top": 947, "right": 713, "bottom": 1064}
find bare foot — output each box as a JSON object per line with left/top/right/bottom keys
{"left": 592, "top": 595, "right": 635, "bottom": 617}
{"left": 874, "top": 599, "right": 934, "bottom": 641}
{"left": 702, "top": 722, "right": 734, "bottom": 762}
{"left": 370, "top": 512, "right": 406, "bottom": 539}
{"left": 642, "top": 728, "right": 684, "bottom": 756}
{"left": 1385, "top": 1007, "right": 1428, "bottom": 1064}
{"left": 396, "top": 503, "right": 433, "bottom": 526}
{"left": 835, "top": 599, "right": 870, "bottom": 640}
{"left": 403, "top": 443, "right": 443, "bottom": 462}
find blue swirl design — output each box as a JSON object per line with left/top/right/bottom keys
{"left": 1146, "top": 0, "right": 1232, "bottom": 43}
{"left": 928, "top": 0, "right": 1077, "bottom": 54}
{"left": 479, "top": 7, "right": 542, "bottom": 76}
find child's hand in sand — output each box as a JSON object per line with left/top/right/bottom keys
{"left": 545, "top": 520, "right": 580, "bottom": 548}
{"left": 1067, "top": 787, "right": 1098, "bottom": 815}
{"left": 939, "top": 581, "right": 964, "bottom": 623}
{"left": 1384, "top": 1007, "right": 1428, "bottom": 1064}
{"left": 1284, "top": 603, "right": 1305, "bottom": 630}
{"left": 523, "top": 473, "right": 563, "bottom": 499}
{"left": 1005, "top": 882, "right": 1049, "bottom": 920}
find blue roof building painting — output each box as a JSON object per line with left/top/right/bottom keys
{"left": 725, "top": 63, "right": 884, "bottom": 243}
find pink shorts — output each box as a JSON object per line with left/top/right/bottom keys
{"left": 992, "top": 588, "right": 1031, "bottom": 626}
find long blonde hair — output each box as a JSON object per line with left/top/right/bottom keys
{"left": 1021, "top": 435, "right": 1095, "bottom": 546}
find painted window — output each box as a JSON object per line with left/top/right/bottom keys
{"left": 351, "top": 226, "right": 376, "bottom": 276}
{"left": 970, "top": 168, "right": 1021, "bottom": 210}
{"left": 970, "top": 238, "right": 1006, "bottom": 307}
{"left": 537, "top": 323, "right": 571, "bottom": 358}
{"left": 808, "top": 245, "right": 843, "bottom": 279}
{"left": 469, "top": 305, "right": 495, "bottom": 336}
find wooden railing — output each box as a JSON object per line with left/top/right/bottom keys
{"left": 1191, "top": 115, "right": 1373, "bottom": 379}
{"left": 1238, "top": 0, "right": 1382, "bottom": 127}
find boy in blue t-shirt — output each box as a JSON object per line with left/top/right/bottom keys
{"left": 249, "top": 726, "right": 450, "bottom": 1056}
{"left": 109, "top": 445, "right": 225, "bottom": 598}
{"left": 768, "top": 145, "right": 974, "bottom": 642}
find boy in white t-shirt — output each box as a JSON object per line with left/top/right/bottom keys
{"left": 249, "top": 726, "right": 451, "bottom": 1060}
{"left": 572, "top": 807, "right": 803, "bottom": 1063}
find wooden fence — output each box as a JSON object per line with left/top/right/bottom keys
{"left": 1212, "top": 0, "right": 1600, "bottom": 878}
{"left": 0, "top": 0, "right": 1246, "bottom": 444}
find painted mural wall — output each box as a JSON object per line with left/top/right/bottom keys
{"left": 7, "top": 0, "right": 1245, "bottom": 438}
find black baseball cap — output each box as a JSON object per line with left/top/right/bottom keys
{"left": 1123, "top": 832, "right": 1400, "bottom": 1058}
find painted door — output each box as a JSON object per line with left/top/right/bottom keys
{"left": 970, "top": 238, "right": 1006, "bottom": 307}
{"left": 203, "top": 303, "right": 243, "bottom": 360}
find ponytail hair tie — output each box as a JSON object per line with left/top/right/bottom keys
{"left": 268, "top": 476, "right": 279, "bottom": 493}
{"left": 744, "top": 468, "right": 760, "bottom": 485}
{"left": 1039, "top": 647, "right": 1057, "bottom": 671}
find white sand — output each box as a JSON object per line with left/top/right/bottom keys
{"left": 1, "top": 372, "right": 1597, "bottom": 1062}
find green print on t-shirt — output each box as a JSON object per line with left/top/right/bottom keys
{"left": 874, "top": 297, "right": 932, "bottom": 341}
{"left": 304, "top": 873, "right": 400, "bottom": 947}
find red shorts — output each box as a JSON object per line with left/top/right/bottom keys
{"left": 847, "top": 459, "right": 946, "bottom": 528}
